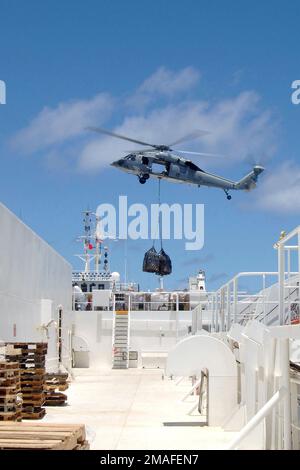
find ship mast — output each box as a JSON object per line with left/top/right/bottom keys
{"left": 75, "top": 210, "right": 95, "bottom": 273}
{"left": 75, "top": 210, "right": 111, "bottom": 275}
{"left": 94, "top": 214, "right": 103, "bottom": 273}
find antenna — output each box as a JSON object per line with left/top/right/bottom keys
{"left": 94, "top": 214, "right": 104, "bottom": 273}
{"left": 75, "top": 209, "right": 95, "bottom": 273}
{"left": 103, "top": 246, "right": 109, "bottom": 272}
{"left": 74, "top": 210, "right": 111, "bottom": 275}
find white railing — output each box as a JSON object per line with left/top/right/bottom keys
{"left": 74, "top": 289, "right": 211, "bottom": 315}
{"left": 276, "top": 226, "right": 300, "bottom": 325}
{"left": 205, "top": 229, "right": 300, "bottom": 333}
{"left": 227, "top": 387, "right": 287, "bottom": 450}
{"left": 203, "top": 272, "right": 300, "bottom": 333}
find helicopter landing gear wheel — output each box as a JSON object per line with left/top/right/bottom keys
{"left": 139, "top": 173, "right": 149, "bottom": 184}
{"left": 224, "top": 189, "right": 232, "bottom": 200}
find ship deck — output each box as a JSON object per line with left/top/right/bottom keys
{"left": 42, "top": 368, "right": 236, "bottom": 450}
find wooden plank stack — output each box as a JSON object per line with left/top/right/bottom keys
{"left": 0, "top": 422, "right": 89, "bottom": 450}
{"left": 0, "top": 362, "right": 22, "bottom": 422}
{"left": 5, "top": 343, "right": 47, "bottom": 420}
{"left": 44, "top": 372, "right": 69, "bottom": 406}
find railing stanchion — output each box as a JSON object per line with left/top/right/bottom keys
{"left": 227, "top": 387, "right": 286, "bottom": 450}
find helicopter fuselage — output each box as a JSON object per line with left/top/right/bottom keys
{"left": 87, "top": 127, "right": 264, "bottom": 198}
{"left": 110, "top": 152, "right": 263, "bottom": 195}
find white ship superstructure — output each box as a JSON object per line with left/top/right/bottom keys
{"left": 0, "top": 202, "right": 72, "bottom": 372}
{"left": 1, "top": 201, "right": 300, "bottom": 450}
{"left": 71, "top": 212, "right": 209, "bottom": 368}
{"left": 72, "top": 210, "right": 138, "bottom": 310}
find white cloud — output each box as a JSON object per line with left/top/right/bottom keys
{"left": 10, "top": 66, "right": 278, "bottom": 181}
{"left": 11, "top": 93, "right": 114, "bottom": 154}
{"left": 252, "top": 161, "right": 300, "bottom": 213}
{"left": 138, "top": 66, "right": 199, "bottom": 96}
{"left": 126, "top": 67, "right": 200, "bottom": 109}
{"left": 80, "top": 91, "right": 277, "bottom": 171}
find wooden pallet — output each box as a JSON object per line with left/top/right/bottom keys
{"left": 0, "top": 411, "right": 22, "bottom": 422}
{"left": 45, "top": 372, "right": 68, "bottom": 381}
{"left": 6, "top": 351, "right": 47, "bottom": 358}
{"left": 45, "top": 392, "right": 67, "bottom": 406}
{"left": 0, "top": 362, "right": 19, "bottom": 371}
{"left": 0, "top": 423, "right": 88, "bottom": 449}
{"left": 0, "top": 406, "right": 20, "bottom": 414}
{"left": 21, "top": 368, "right": 45, "bottom": 376}
{"left": 21, "top": 408, "right": 46, "bottom": 420}
{"left": 0, "top": 362, "right": 21, "bottom": 422}
{"left": 0, "top": 369, "right": 20, "bottom": 375}
{"left": 0, "top": 386, "right": 21, "bottom": 396}
{"left": 0, "top": 378, "right": 20, "bottom": 388}
{"left": 22, "top": 397, "right": 45, "bottom": 408}
{"left": 44, "top": 372, "right": 69, "bottom": 406}
{"left": 0, "top": 395, "right": 21, "bottom": 404}
{"left": 6, "top": 342, "right": 48, "bottom": 349}
{"left": 5, "top": 344, "right": 47, "bottom": 420}
{"left": 45, "top": 383, "right": 68, "bottom": 392}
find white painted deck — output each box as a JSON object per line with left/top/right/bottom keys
{"left": 41, "top": 368, "right": 236, "bottom": 450}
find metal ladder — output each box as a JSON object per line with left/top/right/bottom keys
{"left": 112, "top": 298, "right": 130, "bottom": 369}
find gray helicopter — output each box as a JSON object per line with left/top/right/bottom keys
{"left": 87, "top": 127, "right": 264, "bottom": 200}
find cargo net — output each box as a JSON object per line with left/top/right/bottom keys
{"left": 142, "top": 246, "right": 172, "bottom": 276}
{"left": 142, "top": 179, "right": 172, "bottom": 277}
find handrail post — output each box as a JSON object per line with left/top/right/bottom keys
{"left": 181, "top": 377, "right": 202, "bottom": 402}
{"left": 220, "top": 288, "right": 225, "bottom": 331}
{"left": 262, "top": 273, "right": 266, "bottom": 324}
{"left": 226, "top": 284, "right": 230, "bottom": 331}
{"left": 233, "top": 277, "right": 238, "bottom": 323}
{"left": 216, "top": 292, "right": 220, "bottom": 332}
{"left": 298, "top": 229, "right": 300, "bottom": 279}
{"left": 127, "top": 293, "right": 131, "bottom": 352}
{"left": 198, "top": 302, "right": 202, "bottom": 331}
{"left": 281, "top": 339, "right": 292, "bottom": 449}
{"left": 278, "top": 243, "right": 285, "bottom": 325}
{"left": 175, "top": 293, "right": 179, "bottom": 340}
{"left": 211, "top": 295, "right": 215, "bottom": 332}
{"left": 227, "top": 388, "right": 286, "bottom": 450}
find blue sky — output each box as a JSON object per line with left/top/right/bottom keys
{"left": 1, "top": 0, "right": 300, "bottom": 291}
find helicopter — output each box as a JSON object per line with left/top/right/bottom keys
{"left": 87, "top": 127, "right": 264, "bottom": 200}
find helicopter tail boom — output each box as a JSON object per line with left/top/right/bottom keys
{"left": 234, "top": 165, "right": 265, "bottom": 191}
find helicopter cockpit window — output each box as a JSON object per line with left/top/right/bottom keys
{"left": 125, "top": 154, "right": 136, "bottom": 161}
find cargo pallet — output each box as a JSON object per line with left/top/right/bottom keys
{"left": 45, "top": 372, "right": 69, "bottom": 406}
{"left": 0, "top": 422, "right": 89, "bottom": 450}
{"left": 5, "top": 343, "right": 48, "bottom": 419}
{"left": 0, "top": 362, "right": 22, "bottom": 422}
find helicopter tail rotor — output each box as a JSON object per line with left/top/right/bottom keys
{"left": 235, "top": 165, "right": 265, "bottom": 191}
{"left": 243, "top": 153, "right": 271, "bottom": 169}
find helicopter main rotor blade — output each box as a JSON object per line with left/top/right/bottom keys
{"left": 176, "top": 150, "right": 224, "bottom": 158}
{"left": 86, "top": 126, "right": 157, "bottom": 148}
{"left": 125, "top": 148, "right": 156, "bottom": 154}
{"left": 168, "top": 130, "right": 210, "bottom": 147}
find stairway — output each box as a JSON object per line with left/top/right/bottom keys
{"left": 112, "top": 311, "right": 129, "bottom": 369}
